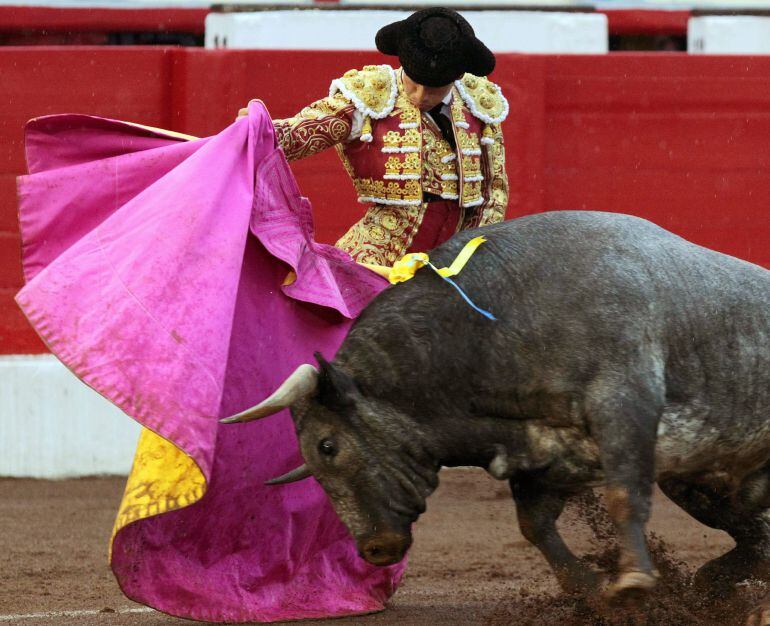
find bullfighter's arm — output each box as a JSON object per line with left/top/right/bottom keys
{"left": 272, "top": 93, "right": 359, "bottom": 162}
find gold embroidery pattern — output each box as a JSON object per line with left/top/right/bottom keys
{"left": 480, "top": 122, "right": 508, "bottom": 225}
{"left": 382, "top": 130, "right": 402, "bottom": 149}
{"left": 331, "top": 65, "right": 397, "bottom": 118}
{"left": 355, "top": 178, "right": 422, "bottom": 204}
{"left": 382, "top": 128, "right": 420, "bottom": 151}
{"left": 450, "top": 92, "right": 467, "bottom": 127}
{"left": 336, "top": 203, "right": 422, "bottom": 266}
{"left": 336, "top": 143, "right": 356, "bottom": 179}
{"left": 457, "top": 127, "right": 482, "bottom": 154}
{"left": 456, "top": 74, "right": 509, "bottom": 124}
{"left": 273, "top": 94, "right": 356, "bottom": 162}
{"left": 384, "top": 153, "right": 420, "bottom": 179}
{"left": 421, "top": 122, "right": 458, "bottom": 197}
{"left": 300, "top": 93, "right": 355, "bottom": 118}
{"left": 395, "top": 90, "right": 419, "bottom": 123}
{"left": 462, "top": 122, "right": 508, "bottom": 229}
{"left": 455, "top": 127, "right": 483, "bottom": 207}
{"left": 462, "top": 181, "right": 482, "bottom": 205}
{"left": 275, "top": 116, "right": 352, "bottom": 162}
{"left": 461, "top": 154, "right": 483, "bottom": 179}
{"left": 399, "top": 105, "right": 420, "bottom": 126}
{"left": 448, "top": 87, "right": 484, "bottom": 208}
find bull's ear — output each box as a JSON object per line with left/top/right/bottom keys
{"left": 314, "top": 352, "right": 360, "bottom": 410}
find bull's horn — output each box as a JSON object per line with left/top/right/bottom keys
{"left": 219, "top": 363, "right": 318, "bottom": 424}
{"left": 265, "top": 464, "right": 312, "bottom": 486}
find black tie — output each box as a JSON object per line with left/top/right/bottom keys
{"left": 428, "top": 104, "right": 456, "bottom": 151}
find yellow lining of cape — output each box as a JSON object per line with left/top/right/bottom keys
{"left": 110, "top": 428, "right": 206, "bottom": 559}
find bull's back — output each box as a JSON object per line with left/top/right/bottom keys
{"left": 438, "top": 211, "right": 769, "bottom": 300}
{"left": 436, "top": 211, "right": 770, "bottom": 335}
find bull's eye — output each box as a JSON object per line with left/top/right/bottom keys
{"left": 319, "top": 438, "right": 337, "bottom": 457}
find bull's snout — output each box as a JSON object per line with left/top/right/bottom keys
{"left": 358, "top": 532, "right": 411, "bottom": 566}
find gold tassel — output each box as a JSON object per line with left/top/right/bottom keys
{"left": 481, "top": 124, "right": 495, "bottom": 145}
{"left": 360, "top": 116, "right": 373, "bottom": 143}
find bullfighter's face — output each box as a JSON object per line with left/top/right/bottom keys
{"left": 401, "top": 70, "right": 454, "bottom": 112}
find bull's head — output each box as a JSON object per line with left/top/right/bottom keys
{"left": 221, "top": 355, "right": 440, "bottom": 566}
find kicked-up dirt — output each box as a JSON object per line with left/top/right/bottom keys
{"left": 0, "top": 468, "right": 764, "bottom": 625}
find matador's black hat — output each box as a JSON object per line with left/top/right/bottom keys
{"left": 375, "top": 8, "right": 496, "bottom": 87}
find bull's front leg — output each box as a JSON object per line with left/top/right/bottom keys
{"left": 586, "top": 372, "right": 662, "bottom": 602}
{"left": 511, "top": 481, "right": 601, "bottom": 594}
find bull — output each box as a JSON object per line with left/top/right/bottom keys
{"left": 224, "top": 211, "right": 770, "bottom": 621}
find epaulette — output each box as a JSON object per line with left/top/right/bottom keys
{"left": 329, "top": 65, "right": 397, "bottom": 120}
{"left": 454, "top": 74, "right": 509, "bottom": 125}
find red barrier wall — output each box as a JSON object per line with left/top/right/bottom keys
{"left": 3, "top": 48, "right": 770, "bottom": 353}
{"left": 1, "top": 47, "right": 179, "bottom": 353}
{"left": 0, "top": 7, "right": 207, "bottom": 33}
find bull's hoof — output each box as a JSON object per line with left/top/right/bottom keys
{"left": 745, "top": 601, "right": 770, "bottom": 626}
{"left": 602, "top": 571, "right": 656, "bottom": 605}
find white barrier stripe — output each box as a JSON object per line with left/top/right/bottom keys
{"left": 0, "top": 355, "right": 141, "bottom": 477}
{"left": 0, "top": 608, "right": 155, "bottom": 621}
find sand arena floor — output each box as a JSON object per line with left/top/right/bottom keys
{"left": 1, "top": 468, "right": 765, "bottom": 625}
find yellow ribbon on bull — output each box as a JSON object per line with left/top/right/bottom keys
{"left": 387, "top": 252, "right": 430, "bottom": 283}
{"left": 388, "top": 235, "right": 489, "bottom": 284}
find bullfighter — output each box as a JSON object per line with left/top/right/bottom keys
{"left": 241, "top": 7, "right": 510, "bottom": 266}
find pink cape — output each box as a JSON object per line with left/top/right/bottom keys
{"left": 15, "top": 102, "right": 405, "bottom": 622}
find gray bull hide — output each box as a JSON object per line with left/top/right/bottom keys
{"left": 225, "top": 211, "right": 770, "bottom": 619}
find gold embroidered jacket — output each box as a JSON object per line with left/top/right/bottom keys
{"left": 273, "top": 64, "right": 509, "bottom": 266}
